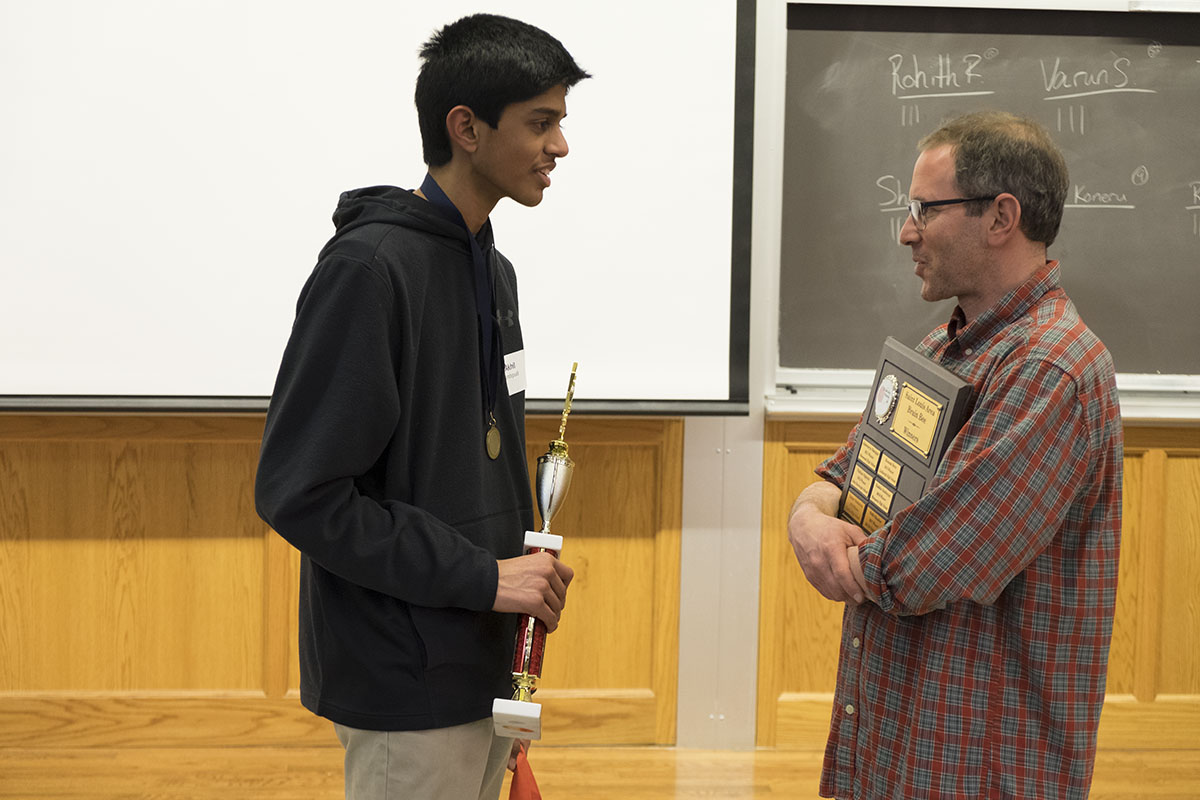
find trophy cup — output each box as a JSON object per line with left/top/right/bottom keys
{"left": 492, "top": 363, "right": 578, "bottom": 740}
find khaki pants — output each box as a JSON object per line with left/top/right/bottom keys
{"left": 334, "top": 718, "right": 512, "bottom": 800}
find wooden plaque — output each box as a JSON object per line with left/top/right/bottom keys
{"left": 838, "top": 337, "right": 972, "bottom": 531}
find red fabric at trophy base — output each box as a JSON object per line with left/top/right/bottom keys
{"left": 509, "top": 747, "right": 542, "bottom": 800}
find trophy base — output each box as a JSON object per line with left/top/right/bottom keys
{"left": 524, "top": 531, "right": 563, "bottom": 552}
{"left": 492, "top": 698, "right": 542, "bottom": 739}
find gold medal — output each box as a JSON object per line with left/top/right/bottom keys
{"left": 486, "top": 417, "right": 501, "bottom": 460}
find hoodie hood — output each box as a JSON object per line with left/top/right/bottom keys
{"left": 321, "top": 185, "right": 468, "bottom": 260}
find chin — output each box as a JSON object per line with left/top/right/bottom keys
{"left": 513, "top": 192, "right": 545, "bottom": 208}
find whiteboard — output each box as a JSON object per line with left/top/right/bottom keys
{"left": 0, "top": 0, "right": 749, "bottom": 410}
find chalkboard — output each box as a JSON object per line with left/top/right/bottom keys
{"left": 779, "top": 4, "right": 1200, "bottom": 375}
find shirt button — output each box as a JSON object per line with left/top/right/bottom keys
{"left": 965, "top": 347, "right": 974, "bottom": 355}
{"left": 852, "top": 637, "right": 861, "bottom": 649}
{"left": 845, "top": 704, "right": 856, "bottom": 715}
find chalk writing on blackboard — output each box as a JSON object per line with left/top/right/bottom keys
{"left": 890, "top": 51, "right": 996, "bottom": 127}
{"left": 1039, "top": 55, "right": 1157, "bottom": 135}
{"left": 876, "top": 175, "right": 912, "bottom": 243}
{"left": 890, "top": 52, "right": 991, "bottom": 97}
{"left": 781, "top": 6, "right": 1200, "bottom": 375}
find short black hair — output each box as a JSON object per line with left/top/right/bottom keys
{"left": 415, "top": 14, "right": 591, "bottom": 167}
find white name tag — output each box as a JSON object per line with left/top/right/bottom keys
{"left": 504, "top": 350, "right": 526, "bottom": 396}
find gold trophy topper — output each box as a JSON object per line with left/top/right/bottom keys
{"left": 553, "top": 363, "right": 577, "bottom": 453}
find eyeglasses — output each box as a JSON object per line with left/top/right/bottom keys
{"left": 907, "top": 196, "right": 997, "bottom": 231}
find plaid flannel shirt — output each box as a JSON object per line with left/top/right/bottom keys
{"left": 815, "top": 263, "right": 1123, "bottom": 800}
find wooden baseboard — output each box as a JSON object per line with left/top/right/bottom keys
{"left": 1094, "top": 695, "right": 1200, "bottom": 750}
{"left": 0, "top": 693, "right": 329, "bottom": 748}
{"left": 0, "top": 689, "right": 660, "bottom": 749}
{"left": 11, "top": 691, "right": 1191, "bottom": 751}
{"left": 536, "top": 689, "right": 658, "bottom": 745}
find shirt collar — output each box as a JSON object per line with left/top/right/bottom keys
{"left": 947, "top": 260, "right": 1060, "bottom": 347}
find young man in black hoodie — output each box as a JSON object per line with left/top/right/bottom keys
{"left": 254, "top": 14, "right": 589, "bottom": 799}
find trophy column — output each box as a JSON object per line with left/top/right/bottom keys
{"left": 493, "top": 364, "right": 577, "bottom": 740}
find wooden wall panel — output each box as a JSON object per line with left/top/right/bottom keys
{"left": 0, "top": 414, "right": 681, "bottom": 748}
{"left": 0, "top": 417, "right": 268, "bottom": 692}
{"left": 521, "top": 417, "right": 682, "bottom": 744}
{"left": 758, "top": 418, "right": 1200, "bottom": 753}
{"left": 1104, "top": 452, "right": 1141, "bottom": 696}
{"left": 1159, "top": 452, "right": 1200, "bottom": 695}
{"left": 756, "top": 421, "right": 851, "bottom": 746}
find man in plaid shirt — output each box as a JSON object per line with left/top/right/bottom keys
{"left": 787, "top": 111, "right": 1123, "bottom": 800}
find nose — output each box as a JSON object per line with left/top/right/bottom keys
{"left": 898, "top": 211, "right": 920, "bottom": 246}
{"left": 547, "top": 125, "right": 568, "bottom": 158}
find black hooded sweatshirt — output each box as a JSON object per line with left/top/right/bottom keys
{"left": 255, "top": 185, "right": 534, "bottom": 731}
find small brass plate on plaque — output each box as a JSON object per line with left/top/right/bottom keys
{"left": 850, "top": 464, "right": 874, "bottom": 497}
{"left": 869, "top": 481, "right": 895, "bottom": 514}
{"left": 862, "top": 506, "right": 888, "bottom": 532}
{"left": 859, "top": 439, "right": 882, "bottom": 471}
{"left": 837, "top": 337, "right": 972, "bottom": 532}
{"left": 877, "top": 453, "right": 902, "bottom": 486}
{"left": 842, "top": 491, "right": 867, "bottom": 525}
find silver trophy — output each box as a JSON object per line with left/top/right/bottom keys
{"left": 493, "top": 363, "right": 577, "bottom": 739}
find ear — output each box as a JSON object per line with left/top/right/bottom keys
{"left": 986, "top": 193, "right": 1022, "bottom": 246}
{"left": 445, "top": 105, "right": 481, "bottom": 155}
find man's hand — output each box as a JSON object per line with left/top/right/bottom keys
{"left": 493, "top": 551, "right": 574, "bottom": 632}
{"left": 507, "top": 738, "right": 530, "bottom": 771}
{"left": 787, "top": 481, "right": 868, "bottom": 603}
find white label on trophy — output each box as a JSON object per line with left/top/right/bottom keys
{"left": 524, "top": 531, "right": 563, "bottom": 552}
{"left": 504, "top": 349, "right": 527, "bottom": 396}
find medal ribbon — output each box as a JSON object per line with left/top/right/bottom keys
{"left": 419, "top": 174, "right": 502, "bottom": 442}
